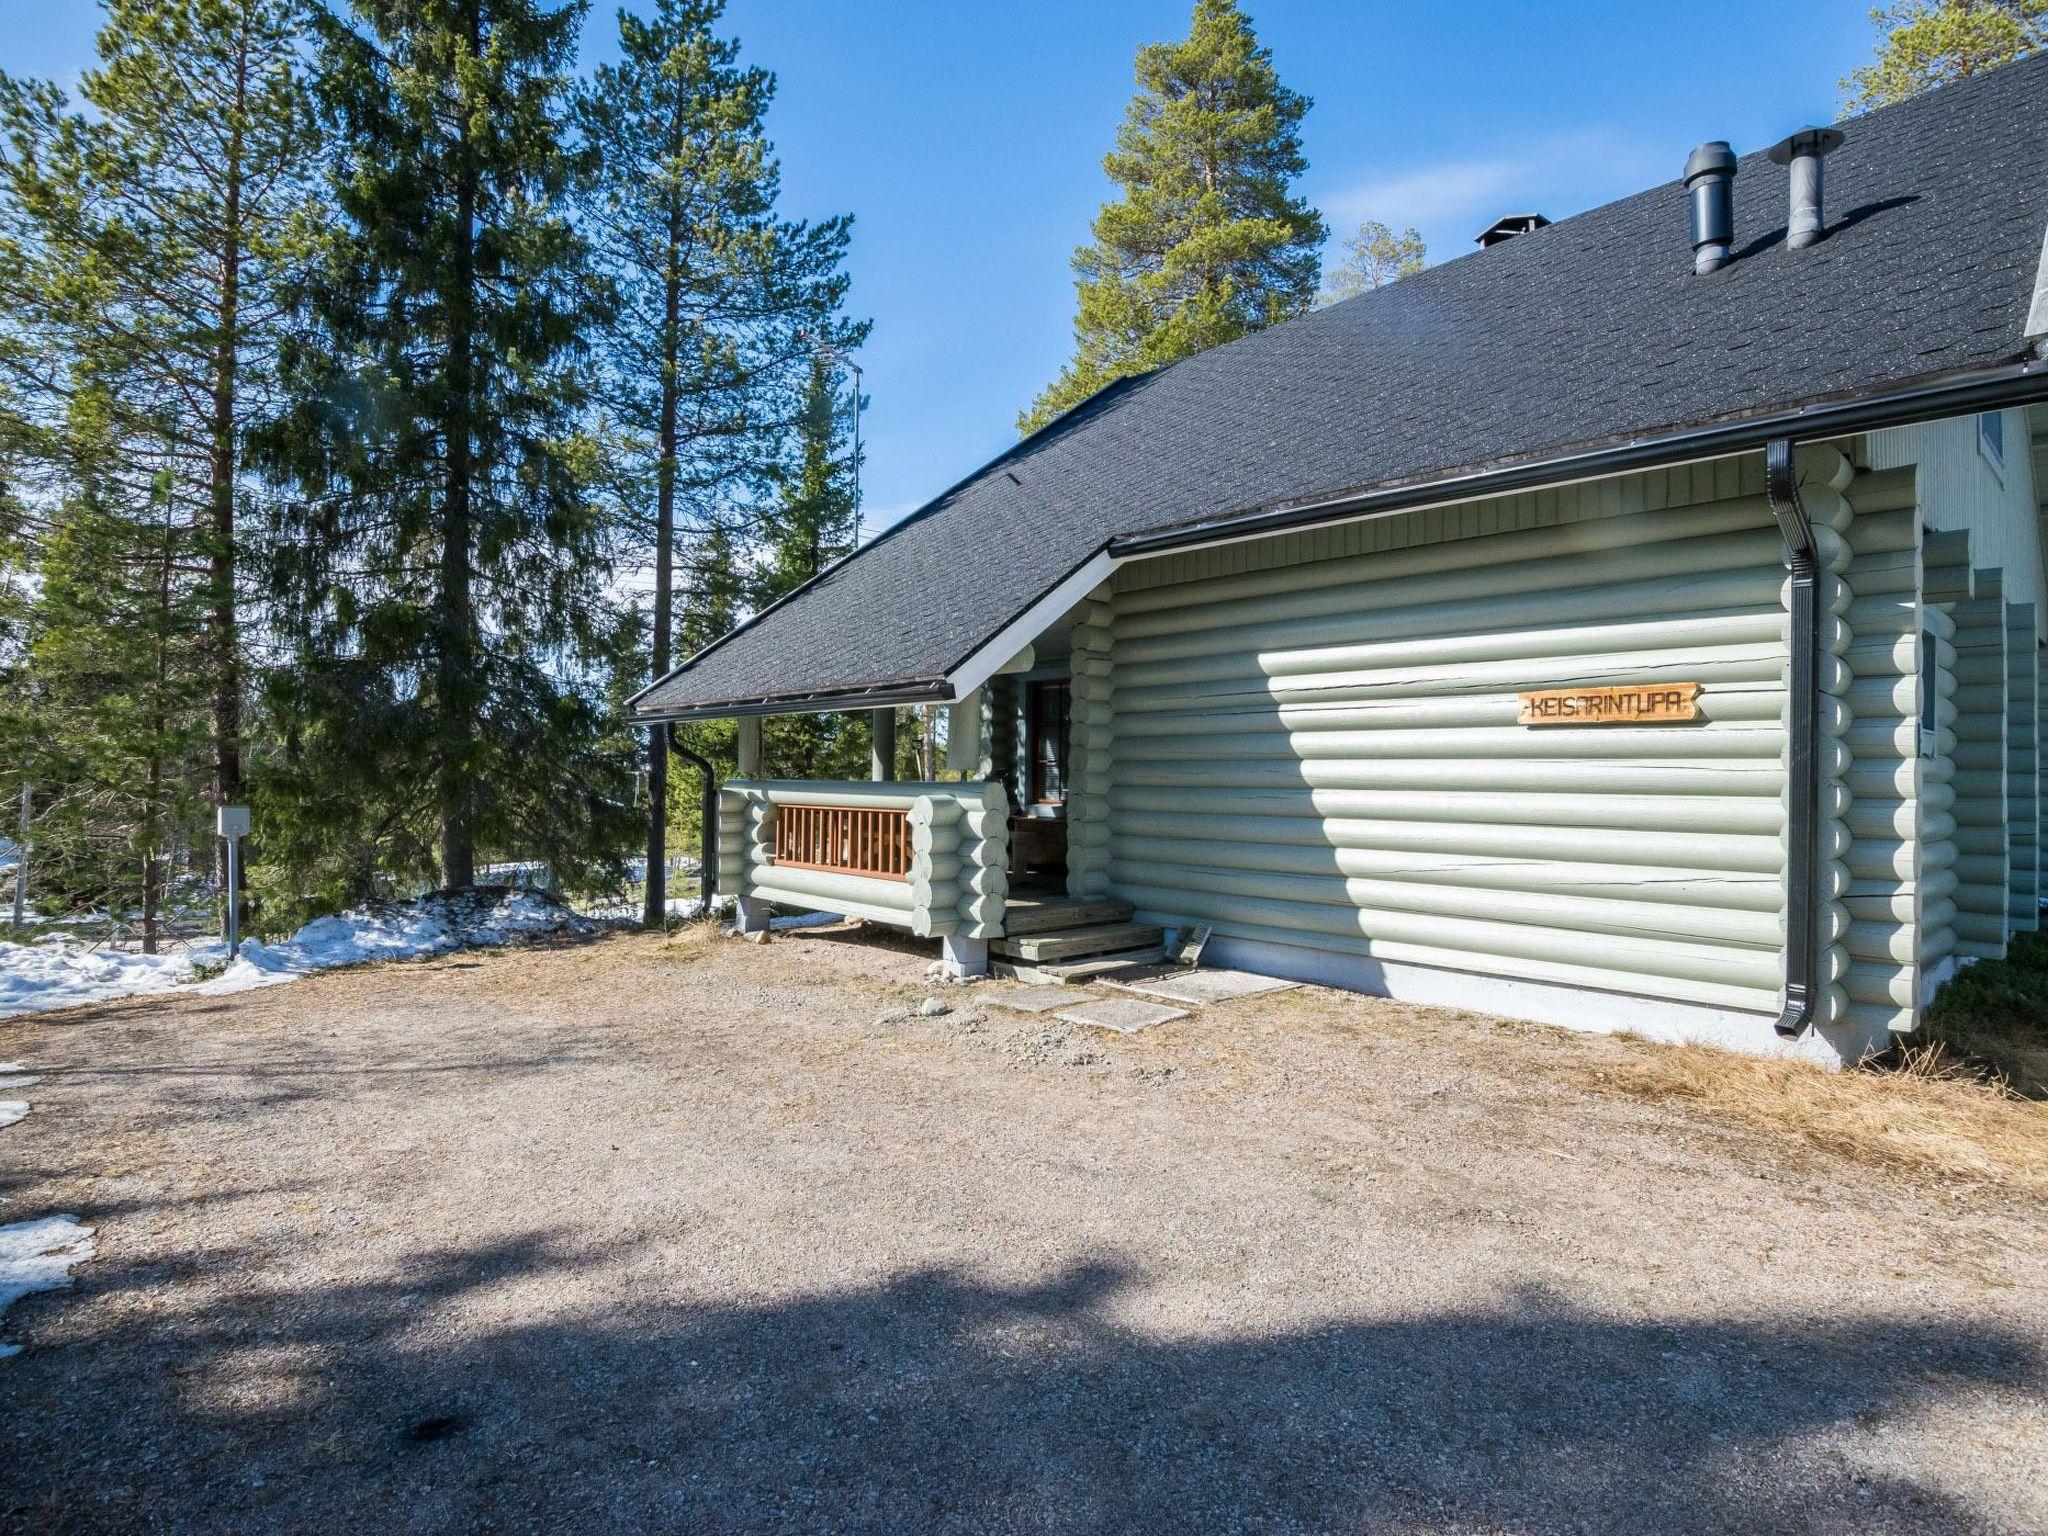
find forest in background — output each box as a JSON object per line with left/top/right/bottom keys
{"left": 0, "top": 0, "right": 874, "bottom": 944}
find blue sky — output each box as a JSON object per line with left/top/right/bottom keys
{"left": 4, "top": 0, "right": 1883, "bottom": 534}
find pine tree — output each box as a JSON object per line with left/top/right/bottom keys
{"left": 0, "top": 0, "right": 318, "bottom": 926}
{"left": 1843, "top": 0, "right": 2047, "bottom": 108}
{"left": 1020, "top": 0, "right": 1322, "bottom": 434}
{"left": 264, "top": 0, "right": 636, "bottom": 897}
{"left": 572, "top": 0, "right": 863, "bottom": 922}
{"left": 758, "top": 356, "right": 868, "bottom": 781}
{"left": 27, "top": 454, "right": 212, "bottom": 951}
{"left": 1319, "top": 219, "right": 1425, "bottom": 305}
{"left": 757, "top": 356, "right": 860, "bottom": 605}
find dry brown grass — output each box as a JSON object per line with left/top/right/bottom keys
{"left": 1584, "top": 1037, "right": 2048, "bottom": 1196}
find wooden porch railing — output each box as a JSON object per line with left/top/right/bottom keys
{"left": 772, "top": 803, "right": 911, "bottom": 882}
{"left": 717, "top": 779, "right": 1009, "bottom": 940}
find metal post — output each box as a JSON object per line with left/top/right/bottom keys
{"left": 226, "top": 835, "right": 240, "bottom": 954}
{"left": 217, "top": 805, "right": 250, "bottom": 956}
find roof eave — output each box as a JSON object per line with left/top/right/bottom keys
{"left": 630, "top": 353, "right": 2048, "bottom": 725}
{"left": 1112, "top": 356, "right": 2048, "bottom": 558}
{"left": 629, "top": 677, "right": 952, "bottom": 726}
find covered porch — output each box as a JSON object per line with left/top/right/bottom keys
{"left": 697, "top": 598, "right": 1157, "bottom": 978}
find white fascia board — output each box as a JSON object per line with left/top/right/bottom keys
{"left": 943, "top": 549, "right": 1120, "bottom": 701}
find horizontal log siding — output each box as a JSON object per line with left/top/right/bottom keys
{"left": 1103, "top": 454, "right": 1838, "bottom": 1017}
{"left": 1950, "top": 593, "right": 2009, "bottom": 958}
{"left": 1916, "top": 603, "right": 1961, "bottom": 982}
{"left": 2007, "top": 604, "right": 2040, "bottom": 932}
{"left": 2040, "top": 661, "right": 2048, "bottom": 915}
{"left": 1067, "top": 591, "right": 1115, "bottom": 898}
{"left": 983, "top": 677, "right": 1022, "bottom": 810}
{"left": 1837, "top": 463, "right": 1920, "bottom": 1033}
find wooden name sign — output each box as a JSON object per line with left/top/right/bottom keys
{"left": 1518, "top": 682, "right": 1701, "bottom": 726}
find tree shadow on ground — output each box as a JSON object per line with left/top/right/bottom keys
{"left": 3, "top": 1242, "right": 2035, "bottom": 1534}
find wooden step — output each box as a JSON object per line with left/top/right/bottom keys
{"left": 1000, "top": 897, "right": 1135, "bottom": 935}
{"left": 994, "top": 949, "right": 1168, "bottom": 985}
{"left": 994, "top": 920, "right": 1165, "bottom": 963}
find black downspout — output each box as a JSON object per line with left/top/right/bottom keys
{"left": 1765, "top": 439, "right": 1819, "bottom": 1039}
{"left": 663, "top": 725, "right": 717, "bottom": 919}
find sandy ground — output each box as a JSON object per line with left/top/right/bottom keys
{"left": 2, "top": 921, "right": 2045, "bottom": 1535}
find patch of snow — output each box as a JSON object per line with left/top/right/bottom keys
{"left": 0, "top": 1103, "right": 25, "bottom": 1130}
{"left": 199, "top": 888, "right": 599, "bottom": 996}
{"left": 0, "top": 941, "right": 209, "bottom": 1020}
{"left": 575, "top": 891, "right": 717, "bottom": 922}
{"left": 0, "top": 889, "right": 599, "bottom": 1020}
{"left": 0, "top": 1214, "right": 95, "bottom": 1359}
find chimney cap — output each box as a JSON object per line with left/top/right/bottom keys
{"left": 1684, "top": 141, "right": 1737, "bottom": 184}
{"left": 1475, "top": 213, "right": 1551, "bottom": 248}
{"left": 1684, "top": 140, "right": 1739, "bottom": 275}
{"left": 1767, "top": 125, "right": 1844, "bottom": 165}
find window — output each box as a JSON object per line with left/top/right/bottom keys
{"left": 1027, "top": 679, "right": 1070, "bottom": 805}
{"left": 1979, "top": 410, "right": 2006, "bottom": 474}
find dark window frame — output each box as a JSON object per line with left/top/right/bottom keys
{"left": 1979, "top": 409, "right": 2006, "bottom": 473}
{"left": 1026, "top": 677, "right": 1071, "bottom": 807}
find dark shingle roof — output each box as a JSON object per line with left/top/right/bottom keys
{"left": 636, "top": 54, "right": 2048, "bottom": 720}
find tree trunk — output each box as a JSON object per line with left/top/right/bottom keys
{"left": 209, "top": 36, "right": 247, "bottom": 918}
{"left": 141, "top": 840, "right": 159, "bottom": 955}
{"left": 143, "top": 493, "right": 174, "bottom": 958}
{"left": 437, "top": 4, "right": 481, "bottom": 892}
{"left": 643, "top": 94, "right": 688, "bottom": 927}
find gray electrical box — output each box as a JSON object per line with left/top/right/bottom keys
{"left": 216, "top": 805, "right": 251, "bottom": 839}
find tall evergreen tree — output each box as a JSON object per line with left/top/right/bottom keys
{"left": 0, "top": 1, "right": 315, "bottom": 933}
{"left": 0, "top": 0, "right": 318, "bottom": 919}
{"left": 1843, "top": 0, "right": 2047, "bottom": 107}
{"left": 571, "top": 0, "right": 863, "bottom": 923}
{"left": 757, "top": 355, "right": 861, "bottom": 606}
{"left": 1020, "top": 0, "right": 1322, "bottom": 434}
{"left": 264, "top": 0, "right": 635, "bottom": 897}
{"left": 757, "top": 356, "right": 867, "bottom": 782}
{"left": 675, "top": 515, "right": 748, "bottom": 658}
{"left": 27, "top": 454, "right": 212, "bottom": 951}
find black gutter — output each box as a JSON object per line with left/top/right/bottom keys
{"left": 663, "top": 726, "right": 718, "bottom": 918}
{"left": 1764, "top": 440, "right": 1819, "bottom": 1039}
{"left": 1111, "top": 360, "right": 2048, "bottom": 557}
{"left": 634, "top": 679, "right": 950, "bottom": 727}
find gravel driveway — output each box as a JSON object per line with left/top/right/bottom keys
{"left": 2, "top": 922, "right": 2045, "bottom": 1534}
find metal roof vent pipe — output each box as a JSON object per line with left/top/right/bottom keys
{"left": 1769, "top": 126, "right": 1845, "bottom": 249}
{"left": 1684, "top": 141, "right": 1738, "bottom": 274}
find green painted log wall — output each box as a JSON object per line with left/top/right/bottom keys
{"left": 1916, "top": 602, "right": 1961, "bottom": 983}
{"left": 1950, "top": 592, "right": 2009, "bottom": 958}
{"left": 1833, "top": 461, "right": 1938, "bottom": 1033}
{"left": 1056, "top": 419, "right": 2041, "bottom": 1036}
{"left": 1099, "top": 454, "right": 1817, "bottom": 1017}
{"left": 2007, "top": 604, "right": 2040, "bottom": 932}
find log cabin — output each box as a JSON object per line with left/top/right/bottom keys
{"left": 633, "top": 56, "right": 2048, "bottom": 1065}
